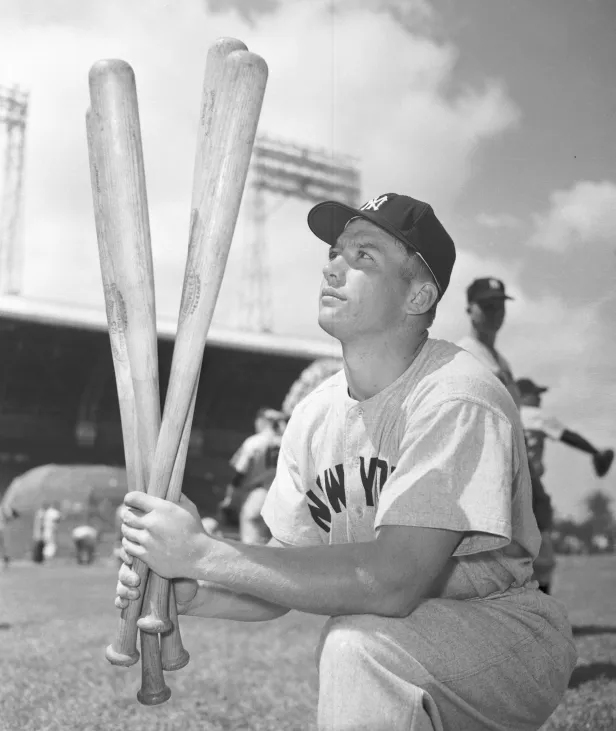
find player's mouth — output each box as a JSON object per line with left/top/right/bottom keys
{"left": 321, "top": 287, "right": 346, "bottom": 301}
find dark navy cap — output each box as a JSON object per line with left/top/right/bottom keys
{"left": 466, "top": 277, "right": 513, "bottom": 304}
{"left": 517, "top": 378, "right": 548, "bottom": 395}
{"left": 307, "top": 193, "right": 456, "bottom": 297}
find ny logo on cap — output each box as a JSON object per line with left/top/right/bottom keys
{"left": 360, "top": 194, "right": 389, "bottom": 212}
{"left": 489, "top": 278, "right": 502, "bottom": 290}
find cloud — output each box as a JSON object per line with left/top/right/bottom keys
{"left": 527, "top": 179, "right": 616, "bottom": 253}
{"left": 0, "top": 0, "right": 520, "bottom": 333}
{"left": 475, "top": 212, "right": 521, "bottom": 229}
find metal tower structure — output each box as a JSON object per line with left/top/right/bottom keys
{"left": 0, "top": 85, "right": 29, "bottom": 296}
{"left": 235, "top": 135, "right": 361, "bottom": 332}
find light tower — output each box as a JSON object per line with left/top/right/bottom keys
{"left": 0, "top": 84, "right": 29, "bottom": 296}
{"left": 235, "top": 135, "right": 361, "bottom": 332}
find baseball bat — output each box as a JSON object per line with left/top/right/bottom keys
{"left": 140, "top": 43, "right": 267, "bottom": 631}
{"left": 87, "top": 61, "right": 183, "bottom": 703}
{"left": 139, "top": 37, "right": 248, "bottom": 639}
{"left": 87, "top": 105, "right": 171, "bottom": 705}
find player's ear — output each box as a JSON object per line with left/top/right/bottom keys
{"left": 405, "top": 281, "right": 438, "bottom": 317}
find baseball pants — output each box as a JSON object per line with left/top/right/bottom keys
{"left": 315, "top": 586, "right": 577, "bottom": 731}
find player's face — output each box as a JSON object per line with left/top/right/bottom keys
{"left": 468, "top": 298, "right": 506, "bottom": 336}
{"left": 318, "top": 220, "right": 416, "bottom": 342}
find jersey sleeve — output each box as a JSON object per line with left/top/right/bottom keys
{"left": 520, "top": 407, "right": 566, "bottom": 441}
{"left": 261, "top": 414, "right": 325, "bottom": 547}
{"left": 375, "top": 397, "right": 518, "bottom": 556}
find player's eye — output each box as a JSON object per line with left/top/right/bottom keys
{"left": 328, "top": 248, "right": 339, "bottom": 261}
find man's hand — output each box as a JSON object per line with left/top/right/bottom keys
{"left": 120, "top": 492, "right": 213, "bottom": 579}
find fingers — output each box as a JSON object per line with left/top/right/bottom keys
{"left": 119, "top": 505, "right": 147, "bottom": 528}
{"left": 122, "top": 536, "right": 145, "bottom": 560}
{"left": 115, "top": 562, "right": 141, "bottom": 608}
{"left": 124, "top": 491, "right": 164, "bottom": 513}
{"left": 120, "top": 522, "right": 148, "bottom": 545}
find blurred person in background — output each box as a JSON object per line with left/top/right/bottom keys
{"left": 0, "top": 503, "right": 19, "bottom": 568}
{"left": 71, "top": 523, "right": 100, "bottom": 565}
{"left": 517, "top": 376, "right": 613, "bottom": 593}
{"left": 457, "top": 277, "right": 555, "bottom": 591}
{"left": 218, "top": 407, "right": 287, "bottom": 544}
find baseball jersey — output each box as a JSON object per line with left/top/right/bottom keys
{"left": 230, "top": 430, "right": 283, "bottom": 491}
{"left": 262, "top": 338, "right": 541, "bottom": 601}
{"left": 457, "top": 335, "right": 521, "bottom": 408}
{"left": 520, "top": 405, "right": 566, "bottom": 478}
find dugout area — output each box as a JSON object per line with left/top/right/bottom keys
{"left": 0, "top": 296, "right": 340, "bottom": 552}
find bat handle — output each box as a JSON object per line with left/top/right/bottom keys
{"left": 136, "top": 630, "right": 171, "bottom": 706}
{"left": 137, "top": 388, "right": 196, "bottom": 635}
{"left": 161, "top": 583, "right": 190, "bottom": 671}
{"left": 105, "top": 555, "right": 150, "bottom": 666}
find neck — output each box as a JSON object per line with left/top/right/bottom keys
{"left": 341, "top": 328, "right": 429, "bottom": 401}
{"left": 470, "top": 326, "right": 497, "bottom": 349}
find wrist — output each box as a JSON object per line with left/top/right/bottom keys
{"left": 190, "top": 533, "right": 230, "bottom": 584}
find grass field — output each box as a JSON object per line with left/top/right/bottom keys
{"left": 1, "top": 554, "right": 615, "bottom": 731}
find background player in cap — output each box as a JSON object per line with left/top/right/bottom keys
{"left": 116, "top": 192, "right": 576, "bottom": 731}
{"left": 457, "top": 277, "right": 521, "bottom": 405}
{"left": 457, "top": 278, "right": 556, "bottom": 585}
{"left": 517, "top": 376, "right": 613, "bottom": 593}
{"left": 218, "top": 407, "right": 286, "bottom": 544}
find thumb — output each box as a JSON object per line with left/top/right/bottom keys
{"left": 173, "top": 577, "right": 198, "bottom": 611}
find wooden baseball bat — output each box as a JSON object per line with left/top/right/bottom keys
{"left": 87, "top": 61, "right": 186, "bottom": 704}
{"left": 139, "top": 37, "right": 248, "bottom": 641}
{"left": 140, "top": 43, "right": 267, "bottom": 633}
{"left": 87, "top": 104, "right": 171, "bottom": 705}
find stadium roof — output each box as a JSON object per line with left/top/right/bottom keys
{"left": 0, "top": 294, "right": 342, "bottom": 361}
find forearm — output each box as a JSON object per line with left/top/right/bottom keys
{"left": 560, "top": 429, "right": 598, "bottom": 455}
{"left": 182, "top": 580, "right": 290, "bottom": 622}
{"left": 192, "top": 539, "right": 402, "bottom": 618}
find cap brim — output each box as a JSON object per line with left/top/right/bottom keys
{"left": 307, "top": 201, "right": 442, "bottom": 295}
{"left": 470, "top": 292, "right": 514, "bottom": 303}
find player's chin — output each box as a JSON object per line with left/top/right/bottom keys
{"left": 318, "top": 309, "right": 345, "bottom": 338}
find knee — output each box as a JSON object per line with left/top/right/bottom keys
{"left": 316, "top": 615, "right": 382, "bottom": 672}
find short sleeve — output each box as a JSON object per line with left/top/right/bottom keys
{"left": 375, "top": 398, "right": 516, "bottom": 556}
{"left": 521, "top": 407, "right": 565, "bottom": 441}
{"left": 261, "top": 416, "right": 324, "bottom": 547}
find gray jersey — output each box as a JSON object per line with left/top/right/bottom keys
{"left": 263, "top": 339, "right": 540, "bottom": 601}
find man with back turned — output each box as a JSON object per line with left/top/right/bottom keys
{"left": 116, "top": 192, "right": 576, "bottom": 730}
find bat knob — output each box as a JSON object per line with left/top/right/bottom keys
{"left": 162, "top": 648, "right": 190, "bottom": 672}
{"left": 105, "top": 644, "right": 139, "bottom": 667}
{"left": 137, "top": 685, "right": 172, "bottom": 706}
{"left": 137, "top": 615, "right": 173, "bottom": 634}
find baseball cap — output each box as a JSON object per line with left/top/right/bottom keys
{"left": 516, "top": 378, "right": 548, "bottom": 395}
{"left": 466, "top": 277, "right": 513, "bottom": 304}
{"left": 307, "top": 193, "right": 456, "bottom": 297}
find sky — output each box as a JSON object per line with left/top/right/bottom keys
{"left": 0, "top": 0, "right": 614, "bottom": 520}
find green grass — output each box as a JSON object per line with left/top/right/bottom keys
{"left": 1, "top": 554, "right": 615, "bottom": 730}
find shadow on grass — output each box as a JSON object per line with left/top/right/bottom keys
{"left": 572, "top": 625, "right": 616, "bottom": 637}
{"left": 569, "top": 663, "right": 616, "bottom": 688}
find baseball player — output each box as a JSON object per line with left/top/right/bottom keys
{"left": 517, "top": 376, "right": 614, "bottom": 481}
{"left": 71, "top": 523, "right": 100, "bottom": 565}
{"left": 218, "top": 407, "right": 286, "bottom": 544}
{"left": 456, "top": 277, "right": 521, "bottom": 406}
{"left": 116, "top": 193, "right": 577, "bottom": 731}
{"left": 456, "top": 278, "right": 557, "bottom": 585}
